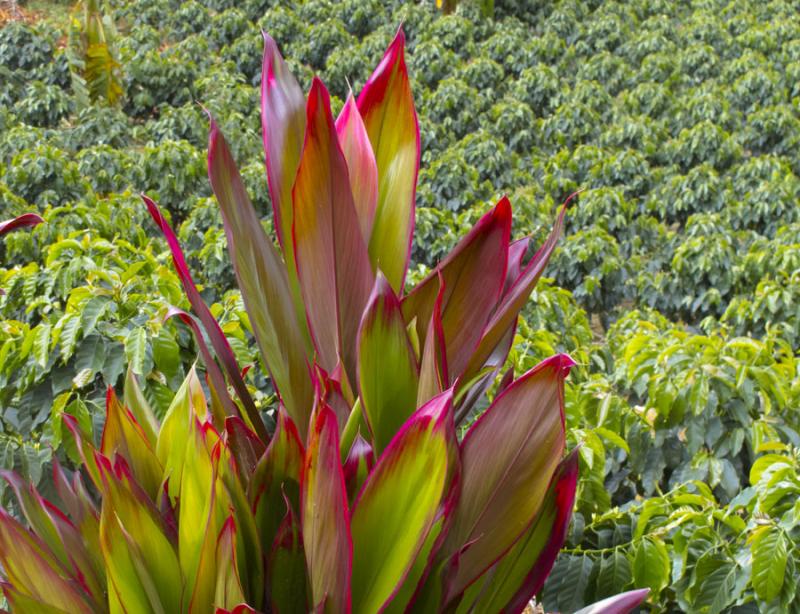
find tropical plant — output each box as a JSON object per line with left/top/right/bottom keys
{"left": 0, "top": 214, "right": 44, "bottom": 241}
{"left": 0, "top": 32, "right": 647, "bottom": 613}
{"left": 66, "top": 0, "right": 124, "bottom": 108}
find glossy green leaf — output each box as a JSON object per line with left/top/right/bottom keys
{"left": 595, "top": 551, "right": 633, "bottom": 600}
{"left": 79, "top": 296, "right": 109, "bottom": 338}
{"left": 124, "top": 326, "right": 146, "bottom": 375}
{"left": 632, "top": 536, "right": 670, "bottom": 597}
{"left": 750, "top": 525, "right": 788, "bottom": 603}
{"left": 152, "top": 328, "right": 181, "bottom": 377}
{"left": 687, "top": 554, "right": 744, "bottom": 614}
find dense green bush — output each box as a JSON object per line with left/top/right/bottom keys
{"left": 2, "top": 0, "right": 800, "bottom": 610}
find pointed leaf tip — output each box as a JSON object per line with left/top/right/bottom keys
{"left": 293, "top": 72, "right": 373, "bottom": 388}
{"left": 0, "top": 213, "right": 44, "bottom": 236}
{"left": 336, "top": 94, "right": 378, "bottom": 243}
{"left": 543, "top": 352, "right": 577, "bottom": 376}
{"left": 357, "top": 28, "right": 419, "bottom": 294}
{"left": 457, "top": 199, "right": 572, "bottom": 400}
{"left": 441, "top": 355, "right": 570, "bottom": 603}
{"left": 403, "top": 196, "right": 511, "bottom": 382}
{"left": 261, "top": 28, "right": 306, "bottom": 255}
{"left": 573, "top": 588, "right": 651, "bottom": 614}
{"left": 494, "top": 195, "right": 512, "bottom": 222}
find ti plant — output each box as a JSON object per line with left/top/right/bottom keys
{"left": 0, "top": 214, "right": 43, "bottom": 240}
{"left": 0, "top": 213, "right": 43, "bottom": 293}
{"left": 0, "top": 32, "right": 649, "bottom": 614}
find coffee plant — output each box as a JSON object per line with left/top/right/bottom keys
{"left": 1, "top": 0, "right": 800, "bottom": 610}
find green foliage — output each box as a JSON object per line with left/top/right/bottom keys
{"left": 0, "top": 31, "right": 651, "bottom": 614}
{"left": 2, "top": 0, "right": 800, "bottom": 610}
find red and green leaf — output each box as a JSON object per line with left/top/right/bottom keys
{"left": 357, "top": 272, "right": 419, "bottom": 455}
{"left": 417, "top": 274, "right": 448, "bottom": 406}
{"left": 403, "top": 197, "right": 511, "bottom": 381}
{"left": 214, "top": 517, "right": 247, "bottom": 609}
{"left": 250, "top": 407, "right": 304, "bottom": 556}
{"left": 343, "top": 434, "right": 374, "bottom": 502}
{"left": 180, "top": 422, "right": 229, "bottom": 612}
{"left": 0, "top": 508, "right": 95, "bottom": 613}
{"left": 218, "top": 452, "right": 265, "bottom": 610}
{"left": 156, "top": 366, "right": 208, "bottom": 501}
{"left": 260, "top": 32, "right": 306, "bottom": 257}
{"left": 51, "top": 458, "right": 102, "bottom": 575}
{"left": 461, "top": 450, "right": 579, "bottom": 613}
{"left": 123, "top": 367, "right": 159, "bottom": 447}
{"left": 208, "top": 121, "right": 311, "bottom": 441}
{"left": 357, "top": 28, "right": 419, "bottom": 294}
{"left": 225, "top": 416, "right": 267, "bottom": 486}
{"left": 457, "top": 197, "right": 572, "bottom": 399}
{"left": 301, "top": 406, "right": 352, "bottom": 613}
{"left": 350, "top": 389, "right": 455, "bottom": 613}
{"left": 101, "top": 388, "right": 163, "bottom": 500}
{"left": 440, "top": 354, "right": 575, "bottom": 605}
{"left": 573, "top": 589, "right": 651, "bottom": 614}
{"left": 1, "top": 472, "right": 104, "bottom": 608}
{"left": 267, "top": 501, "right": 309, "bottom": 614}
{"left": 293, "top": 78, "right": 374, "bottom": 387}
{"left": 143, "top": 196, "right": 260, "bottom": 433}
{"left": 165, "top": 306, "right": 236, "bottom": 428}
{"left": 336, "top": 94, "right": 378, "bottom": 243}
{"left": 98, "top": 457, "right": 183, "bottom": 614}
{"left": 1, "top": 583, "right": 75, "bottom": 614}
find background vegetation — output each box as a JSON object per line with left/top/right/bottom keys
{"left": 1, "top": 0, "right": 799, "bottom": 611}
